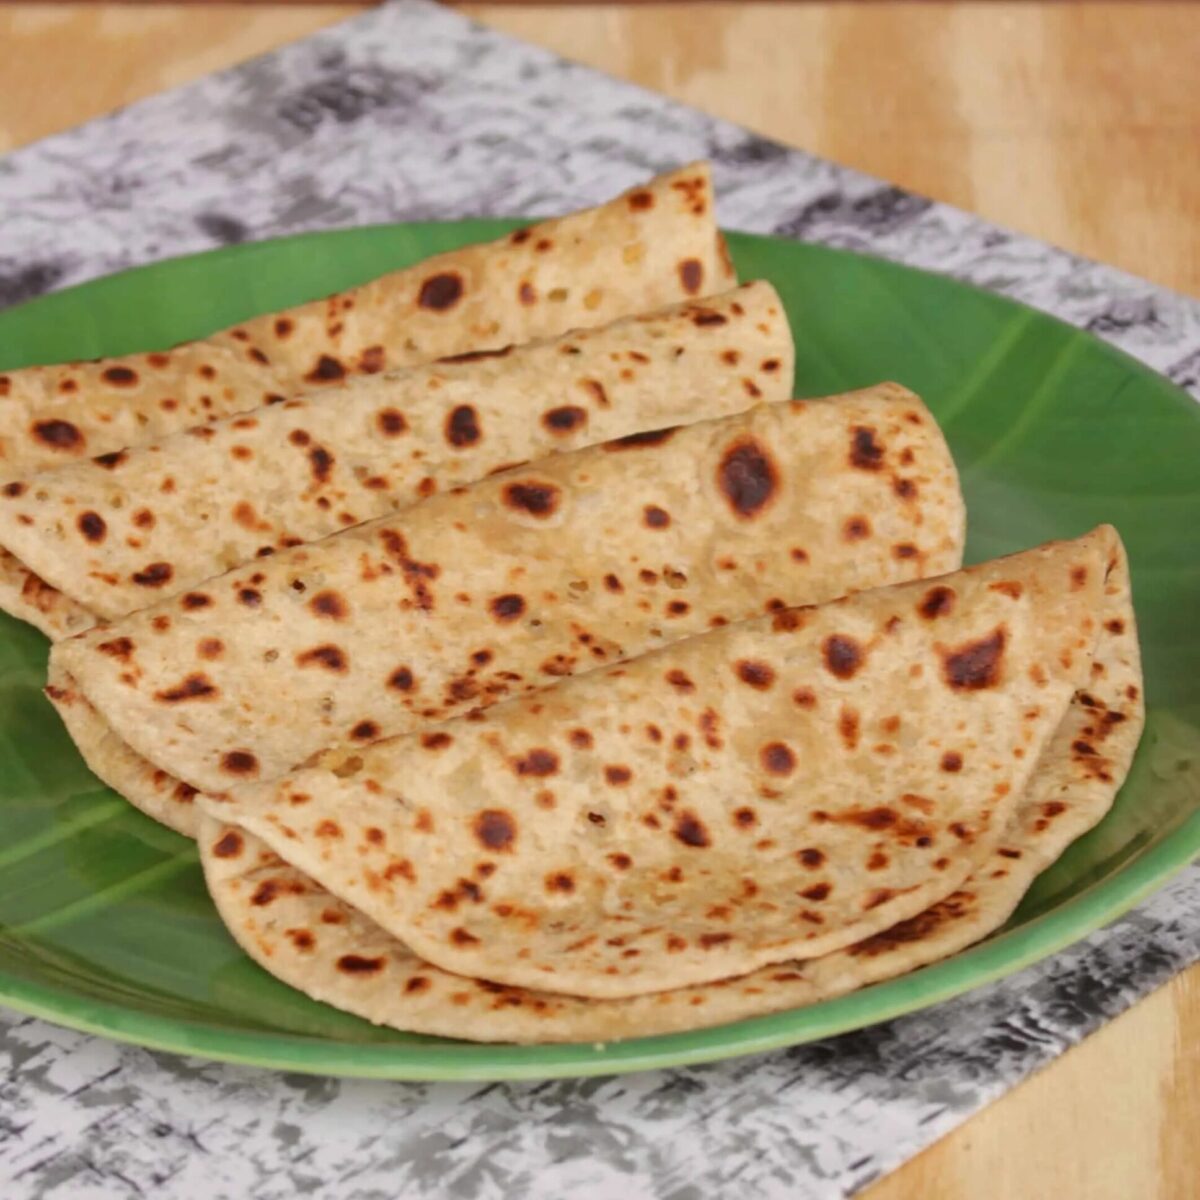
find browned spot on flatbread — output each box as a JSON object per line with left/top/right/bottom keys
{"left": 296, "top": 644, "right": 348, "bottom": 672}
{"left": 155, "top": 674, "right": 218, "bottom": 703}
{"left": 679, "top": 258, "right": 704, "bottom": 294}
{"left": 717, "top": 439, "right": 779, "bottom": 519}
{"left": 823, "top": 634, "right": 864, "bottom": 679}
{"left": 850, "top": 426, "right": 884, "bottom": 470}
{"left": 32, "top": 419, "right": 84, "bottom": 451}
{"left": 474, "top": 809, "right": 516, "bottom": 852}
{"left": 674, "top": 810, "right": 711, "bottom": 848}
{"left": 446, "top": 405, "right": 481, "bottom": 447}
{"left": 542, "top": 406, "right": 587, "bottom": 434}
{"left": 503, "top": 481, "right": 560, "bottom": 518}
{"left": 77, "top": 511, "right": 106, "bottom": 543}
{"left": 211, "top": 830, "right": 243, "bottom": 858}
{"left": 418, "top": 273, "right": 463, "bottom": 310}
{"left": 221, "top": 750, "right": 258, "bottom": 776}
{"left": 941, "top": 627, "right": 1006, "bottom": 691}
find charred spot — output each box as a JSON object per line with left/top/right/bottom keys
{"left": 801, "top": 882, "right": 831, "bottom": 902}
{"left": 97, "top": 637, "right": 135, "bottom": 661}
{"left": 1105, "top": 618, "right": 1125, "bottom": 635}
{"left": 93, "top": 450, "right": 127, "bottom": 470}
{"left": 337, "top": 954, "right": 385, "bottom": 975}
{"left": 628, "top": 189, "right": 654, "bottom": 211}
{"left": 450, "top": 928, "right": 480, "bottom": 947}
{"left": 603, "top": 573, "right": 623, "bottom": 594}
{"left": 101, "top": 366, "right": 138, "bottom": 387}
{"left": 717, "top": 439, "right": 779, "bottom": 519}
{"left": 315, "top": 819, "right": 342, "bottom": 839}
{"left": 513, "top": 748, "right": 559, "bottom": 777}
{"left": 490, "top": 593, "right": 526, "bottom": 621}
{"left": 351, "top": 720, "right": 380, "bottom": 742}
{"left": 221, "top": 750, "right": 259, "bottom": 776}
{"left": 542, "top": 405, "right": 587, "bottom": 435}
{"left": 418, "top": 272, "right": 463, "bottom": 310}
{"left": 32, "top": 419, "right": 83, "bottom": 450}
{"left": 699, "top": 933, "right": 732, "bottom": 949}
{"left": 421, "top": 732, "right": 453, "bottom": 751}
{"left": 604, "top": 765, "right": 633, "bottom": 786}
{"left": 1072, "top": 740, "right": 1097, "bottom": 757}
{"left": 893, "top": 477, "right": 918, "bottom": 500}
{"left": 823, "top": 634, "right": 864, "bottom": 679}
{"left": 518, "top": 281, "right": 537, "bottom": 305}
{"left": 792, "top": 687, "right": 817, "bottom": 709}
{"left": 358, "top": 345, "right": 386, "bottom": 374}
{"left": 690, "top": 308, "right": 728, "bottom": 327}
{"left": 473, "top": 809, "right": 516, "bottom": 852}
{"left": 865, "top": 888, "right": 896, "bottom": 910}
{"left": 569, "top": 729, "right": 594, "bottom": 750}
{"left": 850, "top": 426, "right": 884, "bottom": 470}
{"left": 471, "top": 649, "right": 493, "bottom": 667}
{"left": 154, "top": 674, "right": 218, "bottom": 703}
{"left": 605, "top": 427, "right": 677, "bottom": 451}
{"left": 310, "top": 591, "right": 348, "bottom": 620}
{"left": 212, "top": 830, "right": 243, "bottom": 858}
{"left": 197, "top": 638, "right": 224, "bottom": 661}
{"left": 446, "top": 405, "right": 482, "bottom": 447}
{"left": 643, "top": 504, "right": 671, "bottom": 529}
{"left": 663, "top": 668, "right": 695, "bottom": 694}
{"left": 843, "top": 515, "right": 871, "bottom": 541}
{"left": 674, "top": 810, "right": 711, "bottom": 848}
{"left": 919, "top": 586, "right": 956, "bottom": 620}
{"left": 761, "top": 742, "right": 796, "bottom": 774}
{"left": 250, "top": 880, "right": 279, "bottom": 907}
{"left": 131, "top": 561, "right": 173, "bottom": 588}
{"left": 941, "top": 751, "right": 964, "bottom": 772}
{"left": 679, "top": 258, "right": 704, "bottom": 294}
{"left": 1070, "top": 565, "right": 1089, "bottom": 590}
{"left": 733, "top": 807, "right": 758, "bottom": 828}
{"left": 502, "top": 481, "right": 560, "bottom": 518}
{"left": 894, "top": 543, "right": 918, "bottom": 560}
{"left": 545, "top": 871, "right": 575, "bottom": 893}
{"left": 132, "top": 508, "right": 155, "bottom": 529}
{"left": 296, "top": 644, "right": 348, "bottom": 672}
{"left": 238, "top": 587, "right": 262, "bottom": 607}
{"left": 305, "top": 355, "right": 346, "bottom": 384}
{"left": 1, "top": 482, "right": 25, "bottom": 498}
{"left": 377, "top": 408, "right": 407, "bottom": 437}
{"left": 288, "top": 429, "right": 311, "bottom": 447}
{"left": 839, "top": 707, "right": 861, "bottom": 749}
{"left": 797, "top": 848, "right": 825, "bottom": 869}
{"left": 942, "top": 627, "right": 1006, "bottom": 691}
{"left": 181, "top": 592, "right": 212, "bottom": 610}
{"left": 735, "top": 659, "right": 775, "bottom": 689}
{"left": 309, "top": 445, "right": 334, "bottom": 482}
{"left": 77, "top": 511, "right": 107, "bottom": 543}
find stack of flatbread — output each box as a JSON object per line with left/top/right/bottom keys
{"left": 13, "top": 163, "right": 1142, "bottom": 1044}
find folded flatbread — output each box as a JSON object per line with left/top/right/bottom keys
{"left": 0, "top": 163, "right": 733, "bottom": 476}
{"left": 199, "top": 527, "right": 1125, "bottom": 1001}
{"left": 1, "top": 283, "right": 789, "bottom": 638}
{"left": 197, "top": 533, "right": 1140, "bottom": 1040}
{"left": 48, "top": 386, "right": 964, "bottom": 832}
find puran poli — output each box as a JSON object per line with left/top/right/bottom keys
{"left": 0, "top": 283, "right": 790, "bottom": 636}
{"left": 49, "top": 387, "right": 964, "bottom": 805}
{"left": 0, "top": 163, "right": 733, "bottom": 476}
{"left": 196, "top": 537, "right": 1139, "bottom": 1042}
{"left": 205, "top": 528, "right": 1120, "bottom": 1000}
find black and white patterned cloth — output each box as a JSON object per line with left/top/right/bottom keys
{"left": 1, "top": 3, "right": 1197, "bottom": 1196}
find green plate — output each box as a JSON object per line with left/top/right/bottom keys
{"left": 0, "top": 223, "right": 1198, "bottom": 1080}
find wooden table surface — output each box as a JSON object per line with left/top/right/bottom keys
{"left": 1, "top": 4, "right": 1198, "bottom": 1197}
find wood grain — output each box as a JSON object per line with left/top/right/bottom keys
{"left": 0, "top": 5, "right": 1197, "bottom": 1198}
